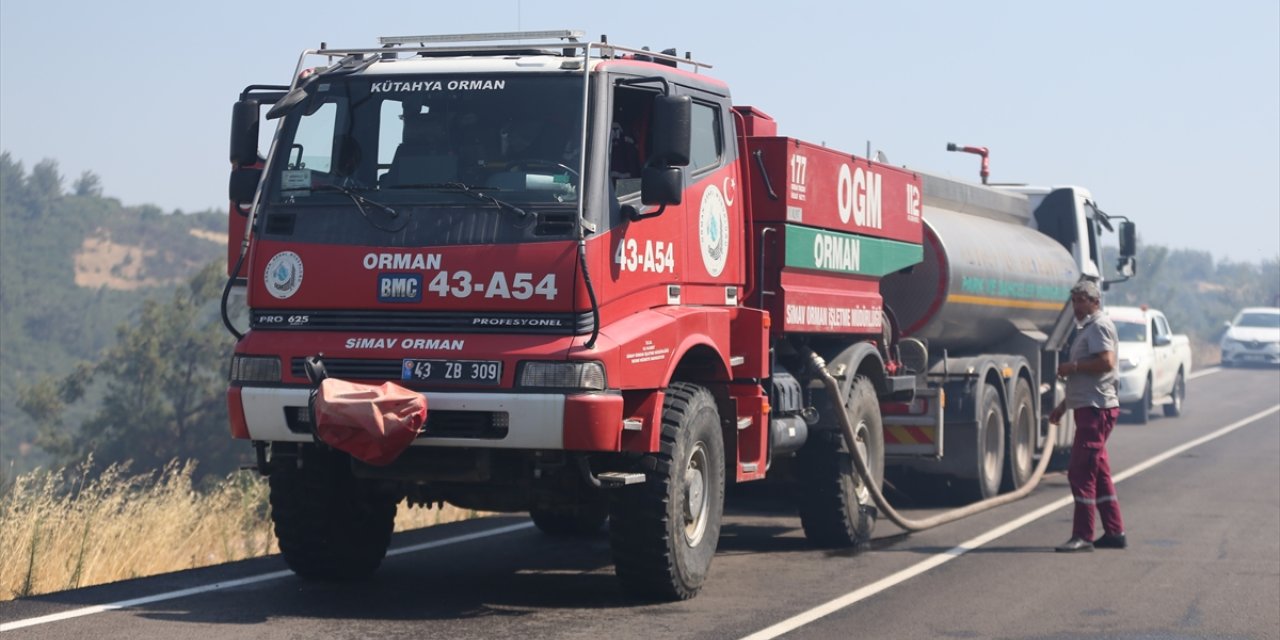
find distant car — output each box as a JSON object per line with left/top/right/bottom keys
{"left": 1106, "top": 306, "right": 1193, "bottom": 423}
{"left": 1220, "top": 307, "right": 1280, "bottom": 367}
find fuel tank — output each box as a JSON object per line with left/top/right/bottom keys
{"left": 880, "top": 174, "right": 1079, "bottom": 353}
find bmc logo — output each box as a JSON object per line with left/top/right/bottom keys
{"left": 378, "top": 274, "right": 422, "bottom": 303}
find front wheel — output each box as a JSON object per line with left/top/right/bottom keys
{"left": 1163, "top": 371, "right": 1186, "bottom": 417}
{"left": 609, "top": 383, "right": 725, "bottom": 600}
{"left": 269, "top": 447, "right": 398, "bottom": 581}
{"left": 1128, "top": 380, "right": 1151, "bottom": 424}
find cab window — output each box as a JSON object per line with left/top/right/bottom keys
{"left": 287, "top": 102, "right": 337, "bottom": 172}
{"left": 689, "top": 101, "right": 721, "bottom": 172}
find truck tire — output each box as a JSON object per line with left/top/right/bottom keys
{"left": 955, "top": 382, "right": 1006, "bottom": 503}
{"left": 608, "top": 383, "right": 724, "bottom": 600}
{"left": 530, "top": 502, "right": 608, "bottom": 536}
{"left": 1162, "top": 370, "right": 1185, "bottom": 417}
{"left": 269, "top": 447, "right": 398, "bottom": 581}
{"left": 1001, "top": 378, "right": 1036, "bottom": 492}
{"left": 1128, "top": 379, "right": 1151, "bottom": 424}
{"left": 797, "top": 375, "right": 884, "bottom": 548}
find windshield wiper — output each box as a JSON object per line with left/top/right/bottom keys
{"left": 392, "top": 182, "right": 534, "bottom": 225}
{"left": 310, "top": 183, "right": 399, "bottom": 217}
{"left": 308, "top": 183, "right": 406, "bottom": 233}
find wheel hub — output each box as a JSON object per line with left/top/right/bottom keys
{"left": 683, "top": 442, "right": 710, "bottom": 545}
{"left": 853, "top": 420, "right": 871, "bottom": 504}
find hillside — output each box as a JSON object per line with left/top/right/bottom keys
{"left": 0, "top": 153, "right": 226, "bottom": 473}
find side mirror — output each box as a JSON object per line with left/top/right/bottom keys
{"left": 641, "top": 166, "right": 683, "bottom": 206}
{"left": 1153, "top": 334, "right": 1172, "bottom": 347}
{"left": 1118, "top": 220, "right": 1137, "bottom": 258}
{"left": 230, "top": 100, "right": 261, "bottom": 167}
{"left": 650, "top": 95, "right": 691, "bottom": 167}
{"left": 228, "top": 167, "right": 262, "bottom": 208}
{"left": 1116, "top": 255, "right": 1136, "bottom": 278}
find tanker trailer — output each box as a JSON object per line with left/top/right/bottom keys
{"left": 880, "top": 171, "right": 1135, "bottom": 503}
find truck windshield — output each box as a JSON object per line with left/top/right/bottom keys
{"left": 1115, "top": 321, "right": 1147, "bottom": 342}
{"left": 264, "top": 73, "right": 584, "bottom": 212}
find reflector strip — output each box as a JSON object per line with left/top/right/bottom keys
{"left": 884, "top": 425, "right": 935, "bottom": 445}
{"left": 947, "top": 294, "right": 1064, "bottom": 311}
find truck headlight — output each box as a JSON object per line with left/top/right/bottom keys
{"left": 517, "top": 361, "right": 606, "bottom": 390}
{"left": 230, "top": 355, "right": 282, "bottom": 383}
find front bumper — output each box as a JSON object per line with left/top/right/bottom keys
{"left": 232, "top": 386, "right": 624, "bottom": 450}
{"left": 1115, "top": 369, "right": 1148, "bottom": 403}
{"left": 1221, "top": 342, "right": 1280, "bottom": 365}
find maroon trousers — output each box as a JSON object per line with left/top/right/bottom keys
{"left": 1068, "top": 407, "right": 1124, "bottom": 540}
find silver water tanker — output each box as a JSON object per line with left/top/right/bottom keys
{"left": 881, "top": 173, "right": 1079, "bottom": 354}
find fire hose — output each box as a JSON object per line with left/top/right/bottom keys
{"left": 806, "top": 349, "right": 1059, "bottom": 532}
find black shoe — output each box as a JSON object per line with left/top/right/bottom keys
{"left": 1055, "top": 537, "right": 1094, "bottom": 553}
{"left": 1094, "top": 532, "right": 1127, "bottom": 549}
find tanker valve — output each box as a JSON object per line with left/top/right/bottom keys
{"left": 946, "top": 142, "right": 990, "bottom": 185}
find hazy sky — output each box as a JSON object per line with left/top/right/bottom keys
{"left": 2, "top": 1, "right": 1277, "bottom": 262}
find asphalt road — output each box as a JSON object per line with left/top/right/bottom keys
{"left": 3, "top": 366, "right": 1278, "bottom": 639}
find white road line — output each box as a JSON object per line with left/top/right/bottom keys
{"left": 740, "top": 403, "right": 1280, "bottom": 640}
{"left": 1187, "top": 367, "right": 1220, "bottom": 380}
{"left": 0, "top": 522, "right": 535, "bottom": 632}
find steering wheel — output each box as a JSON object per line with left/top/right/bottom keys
{"left": 507, "top": 159, "right": 580, "bottom": 179}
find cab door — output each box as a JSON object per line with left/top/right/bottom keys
{"left": 678, "top": 94, "right": 743, "bottom": 307}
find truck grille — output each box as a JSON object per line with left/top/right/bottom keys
{"left": 253, "top": 309, "right": 592, "bottom": 334}
{"left": 291, "top": 358, "right": 402, "bottom": 381}
{"left": 283, "top": 405, "right": 508, "bottom": 440}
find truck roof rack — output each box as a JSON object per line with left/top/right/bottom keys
{"left": 305, "top": 29, "right": 712, "bottom": 72}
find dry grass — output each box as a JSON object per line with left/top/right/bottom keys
{"left": 1189, "top": 335, "right": 1222, "bottom": 368}
{"left": 0, "top": 459, "right": 486, "bottom": 601}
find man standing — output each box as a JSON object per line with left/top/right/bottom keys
{"left": 1049, "top": 280, "right": 1127, "bottom": 553}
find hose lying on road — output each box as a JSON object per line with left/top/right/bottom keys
{"left": 806, "top": 349, "right": 1060, "bottom": 533}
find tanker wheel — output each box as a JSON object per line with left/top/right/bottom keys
{"left": 1001, "top": 378, "right": 1036, "bottom": 492}
{"left": 269, "top": 446, "right": 398, "bottom": 581}
{"left": 608, "top": 382, "right": 725, "bottom": 601}
{"left": 1162, "top": 371, "right": 1185, "bottom": 418}
{"left": 797, "top": 375, "right": 884, "bottom": 548}
{"left": 955, "top": 382, "right": 1006, "bottom": 503}
{"left": 530, "top": 501, "right": 609, "bottom": 536}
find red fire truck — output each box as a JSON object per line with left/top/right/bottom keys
{"left": 224, "top": 30, "right": 1136, "bottom": 600}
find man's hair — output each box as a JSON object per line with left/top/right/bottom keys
{"left": 1070, "top": 280, "right": 1102, "bottom": 302}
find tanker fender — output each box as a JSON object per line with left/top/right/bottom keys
{"left": 937, "top": 356, "right": 1012, "bottom": 424}
{"left": 822, "top": 341, "right": 888, "bottom": 399}
{"left": 1002, "top": 359, "right": 1036, "bottom": 417}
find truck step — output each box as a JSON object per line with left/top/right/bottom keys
{"left": 597, "top": 471, "right": 646, "bottom": 488}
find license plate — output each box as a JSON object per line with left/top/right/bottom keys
{"left": 401, "top": 359, "right": 502, "bottom": 385}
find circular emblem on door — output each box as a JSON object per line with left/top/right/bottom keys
{"left": 699, "top": 185, "right": 729, "bottom": 278}
{"left": 264, "top": 251, "right": 304, "bottom": 299}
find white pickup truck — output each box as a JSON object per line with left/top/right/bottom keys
{"left": 1107, "top": 305, "right": 1193, "bottom": 423}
